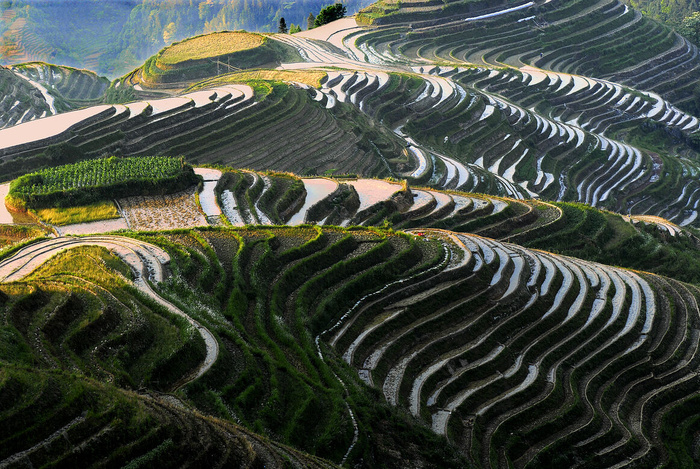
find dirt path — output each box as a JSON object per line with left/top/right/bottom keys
{"left": 58, "top": 218, "right": 129, "bottom": 236}
{"left": 0, "top": 235, "right": 219, "bottom": 387}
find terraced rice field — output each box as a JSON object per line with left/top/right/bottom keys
{"left": 12, "top": 63, "right": 110, "bottom": 102}
{"left": 0, "top": 236, "right": 331, "bottom": 468}
{"left": 0, "top": 63, "right": 110, "bottom": 129}
{"left": 4, "top": 0, "right": 700, "bottom": 465}
{"left": 331, "top": 230, "right": 666, "bottom": 467}
{"left": 0, "top": 80, "right": 406, "bottom": 184}
{"left": 38, "top": 224, "right": 700, "bottom": 467}
{"left": 4, "top": 167, "right": 700, "bottom": 466}
{"left": 4, "top": 2, "right": 699, "bottom": 226}
{"left": 195, "top": 168, "right": 223, "bottom": 221}
{"left": 289, "top": 178, "right": 338, "bottom": 225}
{"left": 0, "top": 66, "right": 54, "bottom": 128}
{"left": 0, "top": 104, "right": 113, "bottom": 152}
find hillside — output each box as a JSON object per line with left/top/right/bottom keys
{"left": 127, "top": 31, "right": 303, "bottom": 89}
{"left": 3, "top": 52, "right": 700, "bottom": 226}
{"left": 0, "top": 0, "right": 373, "bottom": 77}
{"left": 3, "top": 172, "right": 700, "bottom": 466}
{"left": 0, "top": 238, "right": 339, "bottom": 468}
{"left": 12, "top": 62, "right": 109, "bottom": 103}
{"left": 0, "top": 64, "right": 51, "bottom": 126}
{"left": 5, "top": 0, "right": 700, "bottom": 467}
{"left": 0, "top": 62, "right": 110, "bottom": 129}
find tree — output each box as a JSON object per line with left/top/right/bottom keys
{"left": 289, "top": 23, "right": 301, "bottom": 34}
{"left": 162, "top": 22, "right": 177, "bottom": 44}
{"left": 314, "top": 3, "right": 347, "bottom": 27}
{"left": 679, "top": 12, "right": 700, "bottom": 45}
{"left": 307, "top": 12, "right": 315, "bottom": 30}
{"left": 278, "top": 17, "right": 287, "bottom": 34}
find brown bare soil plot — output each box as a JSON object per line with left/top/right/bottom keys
{"left": 119, "top": 188, "right": 207, "bottom": 231}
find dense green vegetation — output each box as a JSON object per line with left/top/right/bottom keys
{"left": 314, "top": 3, "right": 347, "bottom": 27}
{"left": 133, "top": 226, "right": 469, "bottom": 467}
{"left": 0, "top": 244, "right": 331, "bottom": 468}
{"left": 626, "top": 0, "right": 699, "bottom": 28}
{"left": 8, "top": 156, "right": 198, "bottom": 209}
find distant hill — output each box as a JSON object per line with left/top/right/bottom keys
{"left": 127, "top": 31, "right": 302, "bottom": 88}
{"left": 0, "top": 0, "right": 136, "bottom": 75}
{"left": 0, "top": 0, "right": 373, "bottom": 77}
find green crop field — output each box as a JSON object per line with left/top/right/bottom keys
{"left": 8, "top": 156, "right": 199, "bottom": 209}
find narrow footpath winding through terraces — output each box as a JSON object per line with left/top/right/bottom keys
{"left": 0, "top": 235, "right": 219, "bottom": 387}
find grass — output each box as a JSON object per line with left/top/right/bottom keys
{"left": 34, "top": 200, "right": 120, "bottom": 226}
{"left": 0, "top": 224, "right": 44, "bottom": 249}
{"left": 189, "top": 69, "right": 328, "bottom": 90}
{"left": 159, "top": 31, "right": 265, "bottom": 65}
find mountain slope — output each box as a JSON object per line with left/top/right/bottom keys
{"left": 0, "top": 0, "right": 373, "bottom": 76}
{"left": 4, "top": 0, "right": 700, "bottom": 466}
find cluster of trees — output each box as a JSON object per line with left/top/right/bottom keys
{"left": 278, "top": 3, "right": 347, "bottom": 35}
{"left": 277, "top": 17, "right": 301, "bottom": 34}
{"left": 312, "top": 3, "right": 348, "bottom": 27}
{"left": 678, "top": 11, "right": 700, "bottom": 43}
{"left": 627, "top": 0, "right": 699, "bottom": 25}
{"left": 626, "top": 0, "right": 700, "bottom": 44}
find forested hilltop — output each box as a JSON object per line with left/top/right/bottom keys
{"left": 0, "top": 0, "right": 372, "bottom": 76}
{"left": 627, "top": 0, "right": 698, "bottom": 24}
{"left": 626, "top": 0, "right": 700, "bottom": 42}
